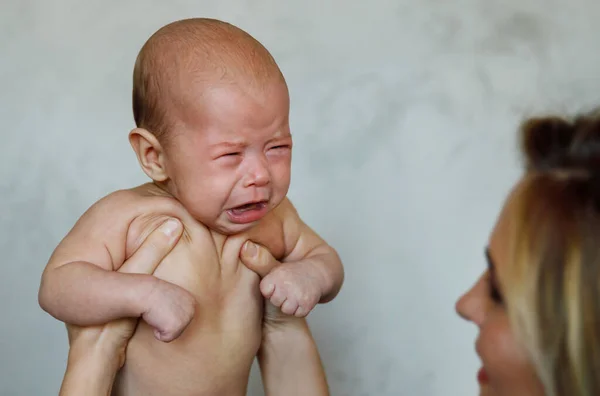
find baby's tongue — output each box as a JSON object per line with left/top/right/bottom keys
{"left": 231, "top": 203, "right": 260, "bottom": 215}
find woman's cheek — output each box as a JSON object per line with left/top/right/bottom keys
{"left": 478, "top": 314, "right": 541, "bottom": 395}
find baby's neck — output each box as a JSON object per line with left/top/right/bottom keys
{"left": 148, "top": 181, "right": 174, "bottom": 197}
{"left": 134, "top": 182, "right": 257, "bottom": 239}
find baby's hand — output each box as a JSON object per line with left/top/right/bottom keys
{"left": 260, "top": 262, "right": 323, "bottom": 318}
{"left": 141, "top": 280, "right": 196, "bottom": 342}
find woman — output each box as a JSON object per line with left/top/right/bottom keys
{"left": 59, "top": 218, "right": 329, "bottom": 396}
{"left": 456, "top": 110, "right": 600, "bottom": 396}
{"left": 63, "top": 110, "right": 600, "bottom": 396}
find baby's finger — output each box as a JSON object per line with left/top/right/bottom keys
{"left": 294, "top": 306, "right": 308, "bottom": 318}
{"left": 269, "top": 287, "right": 286, "bottom": 307}
{"left": 119, "top": 218, "right": 183, "bottom": 275}
{"left": 281, "top": 299, "right": 298, "bottom": 316}
{"left": 260, "top": 278, "right": 276, "bottom": 298}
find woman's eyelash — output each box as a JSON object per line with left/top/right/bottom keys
{"left": 489, "top": 278, "right": 503, "bottom": 303}
{"left": 491, "top": 287, "right": 502, "bottom": 303}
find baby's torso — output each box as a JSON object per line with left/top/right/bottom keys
{"left": 112, "top": 186, "right": 287, "bottom": 396}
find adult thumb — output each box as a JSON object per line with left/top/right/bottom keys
{"left": 240, "top": 241, "right": 279, "bottom": 278}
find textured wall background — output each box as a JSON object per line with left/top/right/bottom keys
{"left": 2, "top": 1, "right": 600, "bottom": 395}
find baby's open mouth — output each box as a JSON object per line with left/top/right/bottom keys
{"left": 230, "top": 201, "right": 267, "bottom": 215}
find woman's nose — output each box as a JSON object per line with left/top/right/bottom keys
{"left": 455, "top": 273, "right": 488, "bottom": 326}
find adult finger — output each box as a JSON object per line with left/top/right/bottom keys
{"left": 240, "top": 241, "right": 280, "bottom": 278}
{"left": 119, "top": 218, "right": 183, "bottom": 275}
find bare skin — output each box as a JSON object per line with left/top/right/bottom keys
{"left": 456, "top": 181, "right": 545, "bottom": 396}
{"left": 40, "top": 183, "right": 335, "bottom": 395}
{"left": 59, "top": 220, "right": 330, "bottom": 396}
{"left": 59, "top": 217, "right": 185, "bottom": 396}
{"left": 40, "top": 18, "right": 343, "bottom": 396}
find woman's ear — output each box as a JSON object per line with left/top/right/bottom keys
{"left": 129, "top": 128, "right": 169, "bottom": 182}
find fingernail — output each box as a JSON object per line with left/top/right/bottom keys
{"left": 244, "top": 241, "right": 257, "bottom": 257}
{"left": 160, "top": 219, "right": 181, "bottom": 237}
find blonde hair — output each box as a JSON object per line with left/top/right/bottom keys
{"left": 505, "top": 109, "right": 600, "bottom": 396}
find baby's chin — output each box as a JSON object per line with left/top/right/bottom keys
{"left": 189, "top": 199, "right": 276, "bottom": 235}
{"left": 198, "top": 213, "right": 264, "bottom": 236}
{"left": 210, "top": 220, "right": 257, "bottom": 236}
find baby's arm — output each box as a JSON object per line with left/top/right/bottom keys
{"left": 38, "top": 191, "right": 194, "bottom": 341}
{"left": 261, "top": 199, "right": 344, "bottom": 316}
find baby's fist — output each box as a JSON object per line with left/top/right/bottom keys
{"left": 261, "top": 263, "right": 323, "bottom": 317}
{"left": 141, "top": 280, "right": 196, "bottom": 342}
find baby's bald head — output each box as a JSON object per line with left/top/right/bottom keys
{"left": 132, "top": 18, "right": 285, "bottom": 142}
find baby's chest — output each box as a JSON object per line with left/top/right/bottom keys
{"left": 149, "top": 217, "right": 286, "bottom": 294}
{"left": 122, "top": 197, "right": 280, "bottom": 285}
{"left": 149, "top": 229, "right": 221, "bottom": 294}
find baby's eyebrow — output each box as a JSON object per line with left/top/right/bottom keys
{"left": 271, "top": 129, "right": 292, "bottom": 138}
{"left": 209, "top": 141, "right": 246, "bottom": 151}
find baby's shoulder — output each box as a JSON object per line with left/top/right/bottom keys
{"left": 46, "top": 185, "right": 187, "bottom": 271}
{"left": 269, "top": 197, "right": 306, "bottom": 233}
{"left": 117, "top": 185, "right": 209, "bottom": 260}
{"left": 252, "top": 198, "right": 297, "bottom": 234}
{"left": 81, "top": 186, "right": 180, "bottom": 224}
{"left": 80, "top": 184, "right": 200, "bottom": 257}
{"left": 269, "top": 197, "right": 298, "bottom": 219}
{"left": 249, "top": 197, "right": 305, "bottom": 239}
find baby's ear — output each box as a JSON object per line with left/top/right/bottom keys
{"left": 129, "top": 128, "right": 169, "bottom": 182}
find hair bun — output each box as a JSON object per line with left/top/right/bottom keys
{"left": 521, "top": 110, "right": 600, "bottom": 172}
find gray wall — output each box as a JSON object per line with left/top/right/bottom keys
{"left": 3, "top": 1, "right": 600, "bottom": 395}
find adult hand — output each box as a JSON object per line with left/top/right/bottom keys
{"left": 239, "top": 240, "right": 330, "bottom": 396}
{"left": 239, "top": 241, "right": 304, "bottom": 331}
{"left": 60, "top": 218, "right": 184, "bottom": 396}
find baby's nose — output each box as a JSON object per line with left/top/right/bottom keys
{"left": 252, "top": 170, "right": 270, "bottom": 186}
{"left": 245, "top": 158, "right": 270, "bottom": 187}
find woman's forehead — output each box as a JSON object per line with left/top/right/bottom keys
{"left": 488, "top": 179, "right": 526, "bottom": 274}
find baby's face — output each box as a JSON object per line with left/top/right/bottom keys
{"left": 163, "top": 81, "right": 292, "bottom": 235}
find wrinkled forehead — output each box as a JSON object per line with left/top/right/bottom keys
{"left": 178, "top": 79, "right": 291, "bottom": 138}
